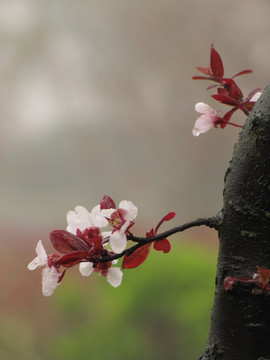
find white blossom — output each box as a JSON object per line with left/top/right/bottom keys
{"left": 79, "top": 262, "right": 94, "bottom": 277}
{"left": 67, "top": 205, "right": 114, "bottom": 234}
{"left": 79, "top": 262, "right": 123, "bottom": 287}
{"left": 106, "top": 267, "right": 123, "bottom": 287}
{"left": 109, "top": 200, "right": 138, "bottom": 253}
{"left": 28, "top": 240, "right": 60, "bottom": 297}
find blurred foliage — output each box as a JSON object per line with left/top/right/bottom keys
{"left": 7, "top": 241, "right": 216, "bottom": 360}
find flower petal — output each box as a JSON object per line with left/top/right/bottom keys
{"left": 193, "top": 103, "right": 217, "bottom": 136}
{"left": 192, "top": 117, "right": 214, "bottom": 136}
{"left": 91, "top": 205, "right": 114, "bottom": 228}
{"left": 67, "top": 205, "right": 114, "bottom": 234}
{"left": 79, "top": 262, "right": 94, "bottom": 277}
{"left": 110, "top": 231, "right": 127, "bottom": 253}
{"left": 66, "top": 206, "right": 92, "bottom": 233}
{"left": 119, "top": 200, "right": 138, "bottom": 221}
{"left": 107, "top": 267, "right": 123, "bottom": 287}
{"left": 101, "top": 231, "right": 112, "bottom": 239}
{"left": 249, "top": 92, "right": 262, "bottom": 102}
{"left": 27, "top": 240, "right": 47, "bottom": 270}
{"left": 42, "top": 267, "right": 60, "bottom": 296}
{"left": 195, "top": 102, "right": 217, "bottom": 117}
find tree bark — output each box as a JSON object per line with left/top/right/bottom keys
{"left": 201, "top": 85, "right": 270, "bottom": 360}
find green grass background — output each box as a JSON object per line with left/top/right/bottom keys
{"left": 1, "top": 240, "right": 216, "bottom": 360}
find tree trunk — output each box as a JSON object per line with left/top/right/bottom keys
{"left": 201, "top": 85, "right": 270, "bottom": 360}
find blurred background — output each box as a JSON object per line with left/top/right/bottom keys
{"left": 1, "top": 0, "right": 269, "bottom": 359}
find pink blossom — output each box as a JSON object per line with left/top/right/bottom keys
{"left": 192, "top": 102, "right": 219, "bottom": 136}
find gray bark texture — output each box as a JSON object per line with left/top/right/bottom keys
{"left": 200, "top": 85, "right": 270, "bottom": 360}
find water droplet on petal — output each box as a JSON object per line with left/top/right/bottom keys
{"left": 192, "top": 129, "right": 200, "bottom": 137}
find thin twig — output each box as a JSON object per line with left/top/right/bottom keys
{"left": 98, "top": 215, "right": 220, "bottom": 263}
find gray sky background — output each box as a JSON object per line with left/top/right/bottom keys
{"left": 1, "top": 0, "right": 269, "bottom": 234}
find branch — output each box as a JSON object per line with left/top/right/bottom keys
{"left": 98, "top": 213, "right": 221, "bottom": 264}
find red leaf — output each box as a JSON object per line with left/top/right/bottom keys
{"left": 162, "top": 212, "right": 176, "bottom": 221}
{"left": 146, "top": 228, "right": 155, "bottom": 237}
{"left": 55, "top": 251, "right": 87, "bottom": 267}
{"left": 219, "top": 109, "right": 237, "bottom": 129}
{"left": 192, "top": 76, "right": 212, "bottom": 80}
{"left": 210, "top": 44, "right": 224, "bottom": 79}
{"left": 155, "top": 212, "right": 176, "bottom": 233}
{"left": 153, "top": 239, "right": 171, "bottom": 253}
{"left": 222, "top": 109, "right": 236, "bottom": 123}
{"left": 122, "top": 243, "right": 152, "bottom": 269}
{"left": 221, "top": 78, "right": 243, "bottom": 101}
{"left": 50, "top": 230, "right": 89, "bottom": 254}
{"left": 100, "top": 195, "right": 116, "bottom": 210}
{"left": 196, "top": 66, "right": 211, "bottom": 75}
{"left": 217, "top": 87, "right": 229, "bottom": 96}
{"left": 232, "top": 69, "right": 252, "bottom": 78}
{"left": 211, "top": 94, "right": 239, "bottom": 106}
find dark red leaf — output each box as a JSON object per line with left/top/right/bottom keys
{"left": 50, "top": 230, "right": 89, "bottom": 254}
{"left": 222, "top": 109, "right": 236, "bottom": 123}
{"left": 155, "top": 212, "right": 176, "bottom": 234}
{"left": 217, "top": 87, "right": 229, "bottom": 96}
{"left": 146, "top": 228, "right": 155, "bottom": 237}
{"left": 76, "top": 227, "right": 103, "bottom": 251}
{"left": 100, "top": 195, "right": 116, "bottom": 210}
{"left": 162, "top": 212, "right": 176, "bottom": 221}
{"left": 192, "top": 76, "right": 211, "bottom": 80}
{"left": 122, "top": 243, "right": 152, "bottom": 269}
{"left": 232, "top": 69, "right": 252, "bottom": 78}
{"left": 221, "top": 78, "right": 243, "bottom": 101}
{"left": 211, "top": 94, "right": 239, "bottom": 106}
{"left": 219, "top": 109, "right": 237, "bottom": 128}
{"left": 210, "top": 44, "right": 224, "bottom": 79}
{"left": 153, "top": 239, "right": 171, "bottom": 253}
{"left": 55, "top": 251, "right": 87, "bottom": 267}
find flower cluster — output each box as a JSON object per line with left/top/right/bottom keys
{"left": 28, "top": 196, "right": 138, "bottom": 296}
{"left": 28, "top": 195, "right": 175, "bottom": 296}
{"left": 224, "top": 266, "right": 270, "bottom": 294}
{"left": 192, "top": 44, "right": 261, "bottom": 136}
